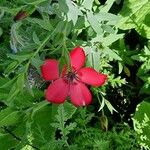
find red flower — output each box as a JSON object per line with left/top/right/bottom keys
{"left": 41, "top": 47, "right": 107, "bottom": 106}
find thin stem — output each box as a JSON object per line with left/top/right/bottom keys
{"left": 25, "top": 31, "right": 52, "bottom": 72}
{"left": 62, "top": 22, "right": 72, "bottom": 72}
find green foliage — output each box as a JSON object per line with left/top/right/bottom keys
{"left": 50, "top": 102, "right": 77, "bottom": 149}
{"left": 72, "top": 109, "right": 138, "bottom": 150}
{"left": 118, "top": 0, "right": 150, "bottom": 39}
{"left": 0, "top": 108, "right": 23, "bottom": 127}
{"left": 132, "top": 46, "right": 150, "bottom": 95}
{"left": 0, "top": 0, "right": 149, "bottom": 149}
{"left": 133, "top": 101, "right": 150, "bottom": 150}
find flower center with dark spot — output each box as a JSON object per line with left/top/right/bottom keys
{"left": 63, "top": 71, "right": 79, "bottom": 83}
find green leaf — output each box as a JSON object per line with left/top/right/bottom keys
{"left": 59, "top": 0, "right": 82, "bottom": 25}
{"left": 118, "top": 0, "right": 150, "bottom": 38}
{"left": 133, "top": 101, "right": 150, "bottom": 149}
{"left": 32, "top": 31, "right": 41, "bottom": 45}
{"left": 82, "top": 0, "right": 94, "bottom": 10}
{"left": 29, "top": 104, "right": 58, "bottom": 147}
{"left": 24, "top": 0, "right": 47, "bottom": 5}
{"left": 31, "top": 101, "right": 49, "bottom": 119}
{"left": 104, "top": 99, "right": 117, "bottom": 114}
{"left": 0, "top": 133, "right": 18, "bottom": 150}
{"left": 91, "top": 34, "right": 124, "bottom": 46}
{"left": 7, "top": 51, "right": 34, "bottom": 62}
{"left": 118, "top": 62, "right": 123, "bottom": 74}
{"left": 100, "top": 0, "right": 116, "bottom": 13}
{"left": 95, "top": 12, "right": 120, "bottom": 25}
{"left": 62, "top": 102, "right": 77, "bottom": 120}
{"left": 140, "top": 78, "right": 150, "bottom": 95}
{"left": 56, "top": 102, "right": 77, "bottom": 122}
{"left": 59, "top": 56, "right": 67, "bottom": 75}
{"left": 17, "top": 74, "right": 25, "bottom": 92}
{"left": 27, "top": 18, "right": 53, "bottom": 31}
{"left": 100, "top": 115, "right": 108, "bottom": 131}
{"left": 0, "top": 77, "right": 16, "bottom": 89}
{"left": 7, "top": 82, "right": 20, "bottom": 102}
{"left": 31, "top": 57, "right": 43, "bottom": 74}
{"left": 104, "top": 48, "right": 122, "bottom": 61}
{"left": 87, "top": 50, "right": 101, "bottom": 71}
{"left": 4, "top": 61, "right": 18, "bottom": 75}
{"left": 137, "top": 59, "right": 150, "bottom": 77}
{"left": 0, "top": 108, "right": 23, "bottom": 127}
{"left": 98, "top": 97, "right": 105, "bottom": 112}
{"left": 0, "top": 27, "right": 3, "bottom": 37}
{"left": 66, "top": 0, "right": 82, "bottom": 25}
{"left": 101, "top": 34, "right": 124, "bottom": 47}
{"left": 87, "top": 11, "right": 103, "bottom": 35}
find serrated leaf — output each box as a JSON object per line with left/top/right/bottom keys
{"left": 62, "top": 102, "right": 77, "bottom": 120}
{"left": 54, "top": 102, "right": 77, "bottom": 127}
{"left": 133, "top": 101, "right": 150, "bottom": 148}
{"left": 64, "top": 122, "right": 77, "bottom": 135}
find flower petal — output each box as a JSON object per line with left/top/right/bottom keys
{"left": 41, "top": 59, "right": 59, "bottom": 81}
{"left": 46, "top": 79, "right": 69, "bottom": 104}
{"left": 70, "top": 47, "right": 86, "bottom": 71}
{"left": 78, "top": 67, "right": 107, "bottom": 86}
{"left": 69, "top": 81, "right": 92, "bottom": 106}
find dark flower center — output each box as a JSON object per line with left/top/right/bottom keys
{"left": 64, "top": 71, "right": 79, "bottom": 83}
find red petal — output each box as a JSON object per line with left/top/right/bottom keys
{"left": 70, "top": 47, "right": 86, "bottom": 71}
{"left": 69, "top": 81, "right": 92, "bottom": 106}
{"left": 46, "top": 79, "right": 69, "bottom": 104}
{"left": 41, "top": 59, "right": 59, "bottom": 81}
{"left": 78, "top": 67, "right": 107, "bottom": 86}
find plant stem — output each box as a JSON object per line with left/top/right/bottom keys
{"left": 25, "top": 31, "right": 52, "bottom": 72}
